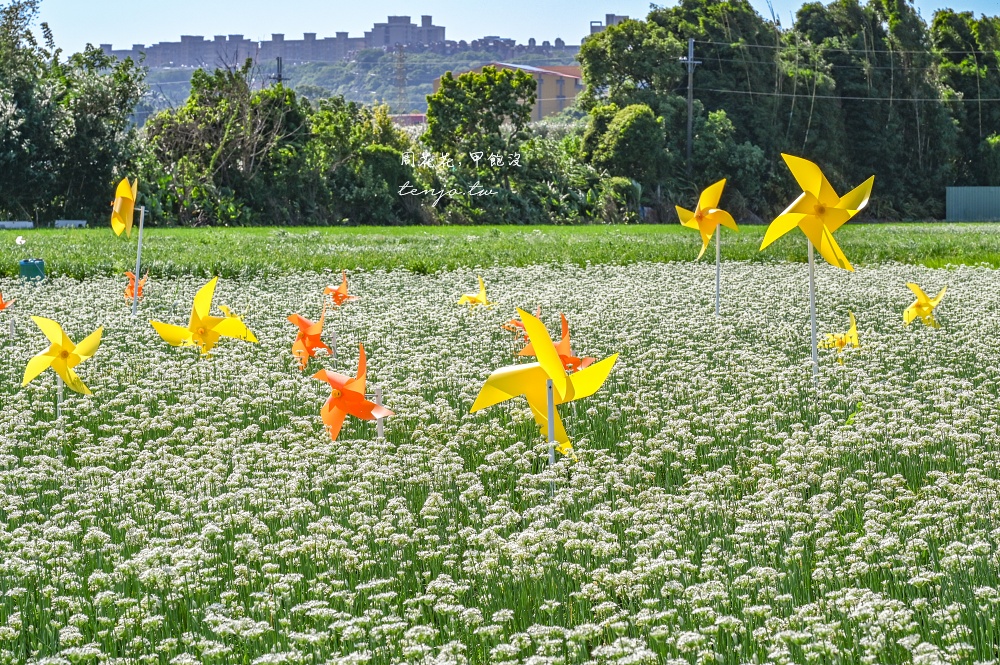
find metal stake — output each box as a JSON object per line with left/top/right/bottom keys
{"left": 56, "top": 375, "right": 64, "bottom": 419}
{"left": 808, "top": 239, "right": 818, "bottom": 383}
{"left": 715, "top": 228, "right": 721, "bottom": 316}
{"left": 331, "top": 330, "right": 337, "bottom": 371}
{"left": 8, "top": 316, "right": 13, "bottom": 337}
{"left": 547, "top": 379, "right": 555, "bottom": 494}
{"left": 375, "top": 386, "right": 385, "bottom": 439}
{"left": 131, "top": 206, "right": 146, "bottom": 316}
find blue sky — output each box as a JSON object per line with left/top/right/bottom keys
{"left": 37, "top": 0, "right": 998, "bottom": 54}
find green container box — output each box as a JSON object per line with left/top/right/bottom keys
{"left": 19, "top": 258, "right": 45, "bottom": 280}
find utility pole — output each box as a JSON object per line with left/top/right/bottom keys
{"left": 269, "top": 56, "right": 284, "bottom": 86}
{"left": 394, "top": 44, "right": 407, "bottom": 112}
{"left": 679, "top": 38, "right": 701, "bottom": 176}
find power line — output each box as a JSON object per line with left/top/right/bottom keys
{"left": 694, "top": 38, "right": 999, "bottom": 57}
{"left": 694, "top": 86, "right": 1000, "bottom": 102}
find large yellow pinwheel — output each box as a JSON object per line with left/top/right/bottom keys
{"left": 760, "top": 154, "right": 874, "bottom": 271}
{"left": 471, "top": 308, "right": 618, "bottom": 457}
{"left": 111, "top": 177, "right": 138, "bottom": 237}
{"left": 150, "top": 277, "right": 258, "bottom": 354}
{"left": 23, "top": 317, "right": 103, "bottom": 395}
{"left": 676, "top": 178, "right": 738, "bottom": 260}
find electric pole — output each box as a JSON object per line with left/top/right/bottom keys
{"left": 394, "top": 44, "right": 407, "bottom": 112}
{"left": 679, "top": 38, "right": 701, "bottom": 176}
{"left": 269, "top": 56, "right": 284, "bottom": 86}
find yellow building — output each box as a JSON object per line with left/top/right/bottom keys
{"left": 432, "top": 62, "right": 583, "bottom": 120}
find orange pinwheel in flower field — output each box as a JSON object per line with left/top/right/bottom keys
{"left": 289, "top": 304, "right": 332, "bottom": 370}
{"left": 519, "top": 312, "right": 595, "bottom": 372}
{"left": 325, "top": 271, "right": 358, "bottom": 306}
{"left": 312, "top": 344, "right": 393, "bottom": 442}
{"left": 124, "top": 271, "right": 147, "bottom": 301}
{"left": 502, "top": 306, "right": 541, "bottom": 342}
{"left": 0, "top": 291, "right": 14, "bottom": 312}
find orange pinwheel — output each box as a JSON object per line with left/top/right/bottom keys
{"left": 502, "top": 306, "right": 541, "bottom": 342}
{"left": 124, "top": 271, "right": 147, "bottom": 301}
{"left": 519, "top": 313, "right": 595, "bottom": 372}
{"left": 312, "top": 344, "right": 393, "bottom": 442}
{"left": 325, "top": 271, "right": 357, "bottom": 306}
{"left": 0, "top": 291, "right": 14, "bottom": 312}
{"left": 289, "top": 304, "right": 331, "bottom": 370}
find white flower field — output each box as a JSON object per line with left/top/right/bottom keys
{"left": 1, "top": 260, "right": 998, "bottom": 664}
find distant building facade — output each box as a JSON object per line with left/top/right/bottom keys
{"left": 433, "top": 62, "right": 583, "bottom": 120}
{"left": 102, "top": 15, "right": 446, "bottom": 67}
{"left": 590, "top": 14, "right": 629, "bottom": 34}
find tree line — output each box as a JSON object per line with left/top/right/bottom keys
{"left": 1, "top": 0, "right": 998, "bottom": 226}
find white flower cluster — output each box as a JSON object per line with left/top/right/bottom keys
{"left": 0, "top": 260, "right": 998, "bottom": 664}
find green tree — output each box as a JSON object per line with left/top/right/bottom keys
{"left": 0, "top": 0, "right": 145, "bottom": 223}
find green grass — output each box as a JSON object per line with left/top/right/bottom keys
{"left": 2, "top": 222, "right": 999, "bottom": 278}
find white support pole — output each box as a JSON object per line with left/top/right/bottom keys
{"left": 131, "top": 206, "right": 146, "bottom": 317}
{"left": 56, "top": 375, "right": 64, "bottom": 419}
{"left": 715, "top": 229, "right": 721, "bottom": 316}
{"left": 375, "top": 386, "right": 385, "bottom": 439}
{"left": 546, "top": 379, "right": 555, "bottom": 467}
{"left": 331, "top": 330, "right": 337, "bottom": 371}
{"left": 808, "top": 239, "right": 818, "bottom": 383}
{"left": 8, "top": 315, "right": 13, "bottom": 338}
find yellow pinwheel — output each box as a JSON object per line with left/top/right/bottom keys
{"left": 111, "top": 177, "right": 138, "bottom": 237}
{"left": 904, "top": 283, "right": 946, "bottom": 328}
{"left": 150, "top": 277, "right": 258, "bottom": 354}
{"left": 819, "top": 311, "right": 860, "bottom": 363}
{"left": 23, "top": 317, "right": 103, "bottom": 395}
{"left": 457, "top": 276, "right": 493, "bottom": 307}
{"left": 676, "top": 178, "right": 738, "bottom": 259}
{"left": 471, "top": 308, "right": 618, "bottom": 457}
{"left": 760, "top": 154, "right": 874, "bottom": 271}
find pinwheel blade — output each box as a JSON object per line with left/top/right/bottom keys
{"left": 471, "top": 363, "right": 547, "bottom": 412}
{"left": 565, "top": 354, "right": 618, "bottom": 402}
{"left": 517, "top": 308, "right": 567, "bottom": 399}
{"left": 31, "top": 316, "right": 67, "bottom": 347}
{"left": 835, "top": 176, "right": 875, "bottom": 215}
{"left": 760, "top": 211, "right": 806, "bottom": 250}
{"left": 192, "top": 278, "right": 218, "bottom": 323}
{"left": 906, "top": 283, "right": 930, "bottom": 305}
{"left": 675, "top": 205, "right": 697, "bottom": 227}
{"left": 73, "top": 327, "right": 103, "bottom": 362}
{"left": 151, "top": 321, "right": 194, "bottom": 347}
{"left": 697, "top": 178, "right": 726, "bottom": 211}
{"left": 22, "top": 352, "right": 55, "bottom": 386}
{"left": 782, "top": 154, "right": 838, "bottom": 205}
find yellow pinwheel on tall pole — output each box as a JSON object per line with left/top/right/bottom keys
{"left": 676, "top": 178, "right": 739, "bottom": 315}
{"left": 759, "top": 154, "right": 874, "bottom": 382}
{"left": 111, "top": 177, "right": 146, "bottom": 316}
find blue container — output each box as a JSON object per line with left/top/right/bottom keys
{"left": 19, "top": 258, "right": 45, "bottom": 280}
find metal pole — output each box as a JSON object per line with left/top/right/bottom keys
{"left": 375, "top": 386, "right": 385, "bottom": 439}
{"left": 715, "top": 228, "right": 721, "bottom": 316}
{"left": 131, "top": 206, "right": 145, "bottom": 316}
{"left": 547, "top": 379, "right": 555, "bottom": 467}
{"left": 56, "top": 375, "right": 63, "bottom": 419}
{"left": 686, "top": 37, "right": 694, "bottom": 176}
{"left": 8, "top": 316, "right": 13, "bottom": 337}
{"left": 808, "top": 239, "right": 818, "bottom": 383}
{"left": 331, "top": 330, "right": 337, "bottom": 371}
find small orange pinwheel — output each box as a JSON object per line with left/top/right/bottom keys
{"left": 289, "top": 304, "right": 332, "bottom": 370}
{"left": 519, "top": 313, "right": 595, "bottom": 372}
{"left": 111, "top": 177, "right": 138, "bottom": 237}
{"left": 23, "top": 317, "right": 103, "bottom": 395}
{"left": 676, "top": 179, "right": 739, "bottom": 259}
{"left": 312, "top": 344, "right": 393, "bottom": 442}
{"left": 124, "top": 271, "right": 147, "bottom": 301}
{"left": 0, "top": 291, "right": 14, "bottom": 312}
{"left": 502, "top": 306, "right": 541, "bottom": 342}
{"left": 325, "top": 271, "right": 358, "bottom": 306}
